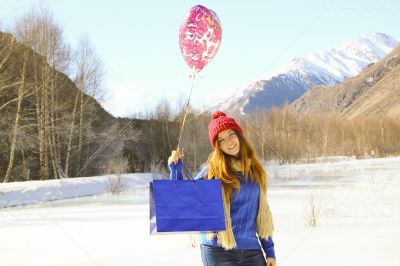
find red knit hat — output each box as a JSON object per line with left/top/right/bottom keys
{"left": 208, "top": 111, "right": 243, "bottom": 148}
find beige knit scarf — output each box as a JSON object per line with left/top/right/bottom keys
{"left": 206, "top": 159, "right": 274, "bottom": 250}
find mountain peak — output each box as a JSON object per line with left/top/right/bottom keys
{"left": 363, "top": 32, "right": 397, "bottom": 43}
{"left": 211, "top": 32, "right": 399, "bottom": 114}
{"left": 291, "top": 39, "right": 400, "bottom": 118}
{"left": 340, "top": 32, "right": 398, "bottom": 61}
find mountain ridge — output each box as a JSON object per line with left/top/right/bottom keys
{"left": 211, "top": 32, "right": 399, "bottom": 114}
{"left": 290, "top": 44, "right": 400, "bottom": 118}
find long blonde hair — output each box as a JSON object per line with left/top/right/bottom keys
{"left": 206, "top": 130, "right": 267, "bottom": 200}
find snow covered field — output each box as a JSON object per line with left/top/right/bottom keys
{"left": 1, "top": 156, "right": 399, "bottom": 266}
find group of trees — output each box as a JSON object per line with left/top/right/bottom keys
{"left": 119, "top": 102, "right": 212, "bottom": 177}
{"left": 245, "top": 106, "right": 400, "bottom": 163}
{"left": 0, "top": 7, "right": 110, "bottom": 182}
{"left": 129, "top": 104, "right": 400, "bottom": 176}
{"left": 0, "top": 7, "right": 193, "bottom": 183}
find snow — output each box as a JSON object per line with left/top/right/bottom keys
{"left": 1, "top": 156, "right": 400, "bottom": 265}
{"left": 0, "top": 173, "right": 153, "bottom": 208}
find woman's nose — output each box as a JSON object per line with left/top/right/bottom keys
{"left": 226, "top": 137, "right": 234, "bottom": 145}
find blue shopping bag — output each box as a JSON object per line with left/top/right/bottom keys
{"left": 150, "top": 179, "right": 226, "bottom": 234}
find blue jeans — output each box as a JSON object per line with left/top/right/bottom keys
{"left": 200, "top": 244, "right": 266, "bottom": 266}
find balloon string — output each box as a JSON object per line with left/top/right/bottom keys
{"left": 177, "top": 71, "right": 196, "bottom": 151}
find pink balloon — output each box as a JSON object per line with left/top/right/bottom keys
{"left": 179, "top": 5, "right": 222, "bottom": 73}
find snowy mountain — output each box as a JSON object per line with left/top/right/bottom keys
{"left": 291, "top": 43, "right": 400, "bottom": 118}
{"left": 213, "top": 32, "right": 399, "bottom": 114}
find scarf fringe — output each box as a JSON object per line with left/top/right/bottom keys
{"left": 206, "top": 186, "right": 237, "bottom": 250}
{"left": 256, "top": 186, "right": 274, "bottom": 239}
{"left": 217, "top": 187, "right": 237, "bottom": 250}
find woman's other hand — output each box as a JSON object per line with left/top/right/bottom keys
{"left": 266, "top": 257, "right": 276, "bottom": 266}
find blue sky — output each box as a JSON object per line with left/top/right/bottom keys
{"left": 0, "top": 0, "right": 399, "bottom": 117}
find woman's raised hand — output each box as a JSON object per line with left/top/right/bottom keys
{"left": 168, "top": 150, "right": 184, "bottom": 165}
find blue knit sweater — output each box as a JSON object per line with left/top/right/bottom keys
{"left": 169, "top": 160, "right": 276, "bottom": 259}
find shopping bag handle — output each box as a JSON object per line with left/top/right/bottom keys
{"left": 182, "top": 163, "right": 194, "bottom": 180}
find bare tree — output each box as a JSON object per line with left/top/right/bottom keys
{"left": 65, "top": 36, "right": 104, "bottom": 176}
{"left": 3, "top": 51, "right": 29, "bottom": 182}
{"left": 0, "top": 34, "right": 18, "bottom": 112}
{"left": 13, "top": 6, "right": 71, "bottom": 179}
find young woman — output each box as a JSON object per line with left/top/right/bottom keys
{"left": 169, "top": 111, "right": 277, "bottom": 266}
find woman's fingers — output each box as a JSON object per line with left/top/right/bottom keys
{"left": 168, "top": 151, "right": 176, "bottom": 165}
{"left": 168, "top": 150, "right": 184, "bottom": 165}
{"left": 266, "top": 258, "right": 276, "bottom": 266}
{"left": 174, "top": 150, "right": 183, "bottom": 159}
{"left": 168, "top": 151, "right": 178, "bottom": 165}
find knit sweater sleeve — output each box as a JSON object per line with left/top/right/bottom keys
{"left": 168, "top": 159, "right": 183, "bottom": 180}
{"left": 259, "top": 236, "right": 276, "bottom": 259}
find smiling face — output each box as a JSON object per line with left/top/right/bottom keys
{"left": 217, "top": 129, "right": 240, "bottom": 157}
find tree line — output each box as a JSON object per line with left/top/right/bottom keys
{"left": 0, "top": 7, "right": 113, "bottom": 182}
{"left": 130, "top": 103, "right": 400, "bottom": 177}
